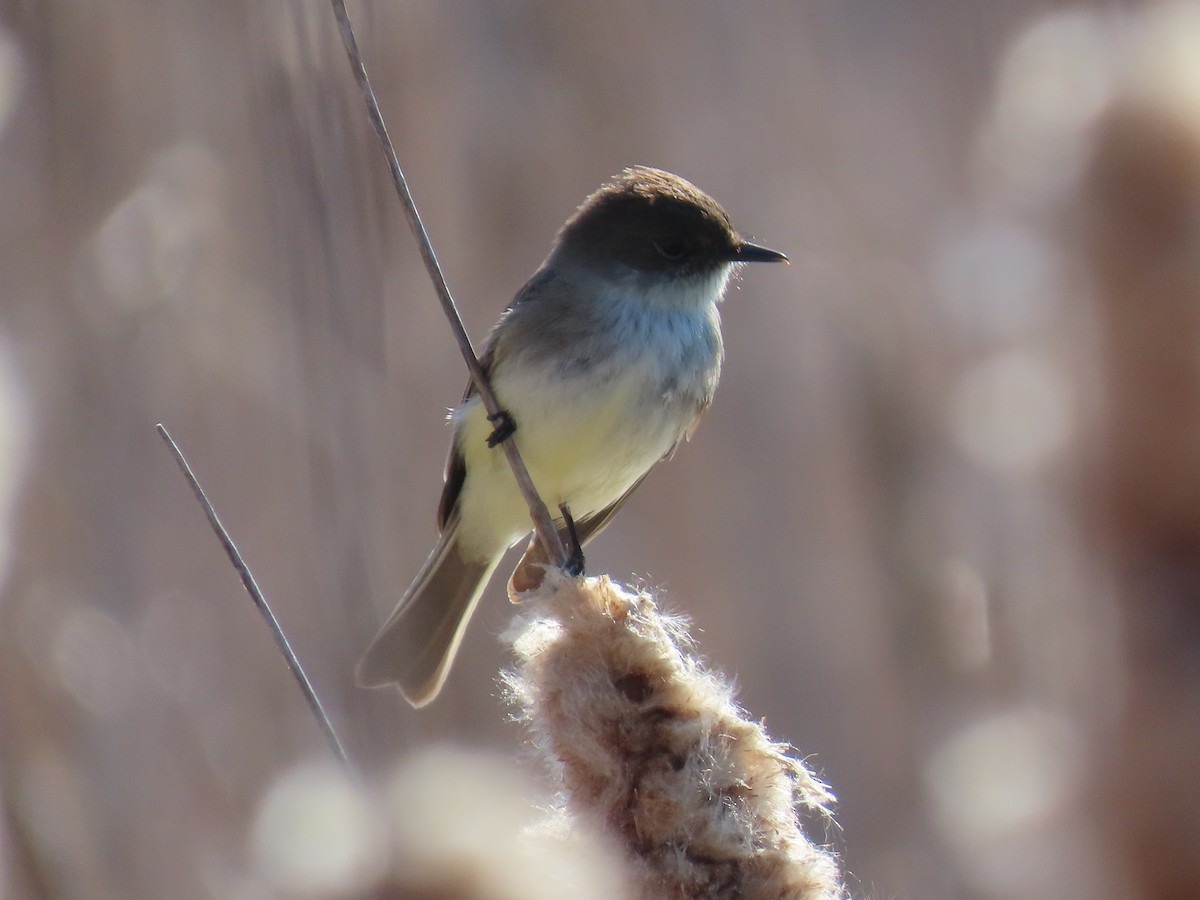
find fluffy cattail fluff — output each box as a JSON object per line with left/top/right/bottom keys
{"left": 505, "top": 570, "right": 844, "bottom": 900}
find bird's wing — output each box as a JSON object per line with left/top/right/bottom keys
{"left": 436, "top": 339, "right": 498, "bottom": 533}
{"left": 434, "top": 270, "right": 549, "bottom": 533}
{"left": 436, "top": 443, "right": 466, "bottom": 534}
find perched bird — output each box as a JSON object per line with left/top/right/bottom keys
{"left": 357, "top": 166, "right": 787, "bottom": 705}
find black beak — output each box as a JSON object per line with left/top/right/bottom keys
{"left": 732, "top": 240, "right": 789, "bottom": 264}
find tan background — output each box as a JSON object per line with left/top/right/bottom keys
{"left": 2, "top": 2, "right": 1198, "bottom": 898}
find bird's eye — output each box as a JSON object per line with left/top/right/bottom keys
{"left": 654, "top": 238, "right": 689, "bottom": 261}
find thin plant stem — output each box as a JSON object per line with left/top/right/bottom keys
{"left": 156, "top": 424, "right": 354, "bottom": 774}
{"left": 328, "top": 0, "right": 569, "bottom": 569}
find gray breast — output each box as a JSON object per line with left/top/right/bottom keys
{"left": 498, "top": 268, "right": 723, "bottom": 409}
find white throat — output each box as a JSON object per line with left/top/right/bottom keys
{"left": 594, "top": 263, "right": 735, "bottom": 313}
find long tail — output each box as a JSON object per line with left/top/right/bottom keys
{"left": 355, "top": 521, "right": 500, "bottom": 706}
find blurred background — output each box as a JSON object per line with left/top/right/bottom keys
{"left": 3, "top": 1, "right": 1200, "bottom": 897}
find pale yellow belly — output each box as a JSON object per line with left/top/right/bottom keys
{"left": 451, "top": 365, "right": 689, "bottom": 561}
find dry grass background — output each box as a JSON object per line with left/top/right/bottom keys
{"left": 2, "top": 1, "right": 1198, "bottom": 897}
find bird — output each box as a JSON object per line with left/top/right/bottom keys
{"left": 356, "top": 165, "right": 788, "bottom": 706}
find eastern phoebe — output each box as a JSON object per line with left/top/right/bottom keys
{"left": 357, "top": 166, "right": 787, "bottom": 706}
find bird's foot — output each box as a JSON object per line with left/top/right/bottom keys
{"left": 486, "top": 409, "right": 517, "bottom": 448}
{"left": 559, "top": 504, "right": 586, "bottom": 577}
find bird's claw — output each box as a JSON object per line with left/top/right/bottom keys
{"left": 486, "top": 410, "right": 517, "bottom": 448}
{"left": 564, "top": 549, "right": 585, "bottom": 577}
{"left": 559, "top": 503, "right": 586, "bottom": 577}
